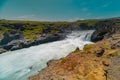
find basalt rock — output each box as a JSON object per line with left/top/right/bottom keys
{"left": 0, "top": 32, "right": 67, "bottom": 53}
{"left": 28, "top": 33, "right": 66, "bottom": 46}
{"left": 3, "top": 40, "right": 28, "bottom": 50}
{"left": 0, "top": 29, "right": 23, "bottom": 45}
{"left": 91, "top": 20, "right": 120, "bottom": 42}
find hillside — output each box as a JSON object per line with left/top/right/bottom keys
{"left": 29, "top": 18, "right": 120, "bottom": 80}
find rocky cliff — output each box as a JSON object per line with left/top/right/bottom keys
{"left": 29, "top": 35, "right": 120, "bottom": 80}
{"left": 29, "top": 18, "right": 120, "bottom": 80}
{"left": 91, "top": 19, "right": 120, "bottom": 42}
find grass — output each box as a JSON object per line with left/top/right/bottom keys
{"left": 83, "top": 44, "right": 94, "bottom": 54}
{"left": 23, "top": 25, "right": 43, "bottom": 40}
{"left": 61, "top": 58, "right": 67, "bottom": 64}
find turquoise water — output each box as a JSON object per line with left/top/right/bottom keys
{"left": 0, "top": 30, "right": 93, "bottom": 80}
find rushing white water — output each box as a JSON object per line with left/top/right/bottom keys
{"left": 0, "top": 30, "right": 94, "bottom": 80}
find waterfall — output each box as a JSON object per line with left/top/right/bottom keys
{"left": 0, "top": 30, "right": 94, "bottom": 80}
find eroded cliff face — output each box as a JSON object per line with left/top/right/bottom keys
{"left": 29, "top": 20, "right": 120, "bottom": 80}
{"left": 29, "top": 51, "right": 107, "bottom": 80}
{"left": 91, "top": 20, "right": 120, "bottom": 42}
{"left": 29, "top": 32, "right": 120, "bottom": 80}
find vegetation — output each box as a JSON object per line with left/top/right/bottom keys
{"left": 61, "top": 58, "right": 67, "bottom": 64}
{"left": 83, "top": 44, "right": 94, "bottom": 53}
{"left": 1, "top": 18, "right": 120, "bottom": 40}
{"left": 0, "top": 19, "right": 100, "bottom": 40}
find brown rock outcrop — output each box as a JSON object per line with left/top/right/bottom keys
{"left": 29, "top": 35, "right": 120, "bottom": 80}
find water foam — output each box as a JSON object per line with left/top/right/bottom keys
{"left": 0, "top": 30, "right": 94, "bottom": 80}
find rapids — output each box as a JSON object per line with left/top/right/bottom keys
{"left": 0, "top": 30, "right": 94, "bottom": 80}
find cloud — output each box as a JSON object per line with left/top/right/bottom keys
{"left": 15, "top": 15, "right": 35, "bottom": 19}
{"left": 86, "top": 13, "right": 92, "bottom": 16}
{"left": 81, "top": 7, "right": 88, "bottom": 11}
{"left": 101, "top": 3, "right": 111, "bottom": 8}
{"left": 68, "top": 17, "right": 85, "bottom": 21}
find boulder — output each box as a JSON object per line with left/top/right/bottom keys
{"left": 0, "top": 32, "right": 67, "bottom": 53}
{"left": 0, "top": 29, "right": 23, "bottom": 45}
{"left": 3, "top": 40, "right": 28, "bottom": 50}
{"left": 0, "top": 48, "right": 7, "bottom": 54}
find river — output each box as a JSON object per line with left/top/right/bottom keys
{"left": 0, "top": 30, "right": 94, "bottom": 80}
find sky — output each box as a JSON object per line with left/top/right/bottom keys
{"left": 0, "top": 0, "right": 120, "bottom": 21}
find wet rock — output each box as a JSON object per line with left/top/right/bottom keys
{"left": 3, "top": 40, "right": 28, "bottom": 50}
{"left": 75, "top": 47, "right": 80, "bottom": 51}
{"left": 0, "top": 48, "right": 7, "bottom": 54}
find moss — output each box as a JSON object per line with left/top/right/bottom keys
{"left": 83, "top": 44, "right": 94, "bottom": 54}
{"left": 23, "top": 25, "right": 44, "bottom": 40}
{"left": 106, "top": 51, "right": 120, "bottom": 58}
{"left": 50, "top": 30, "right": 59, "bottom": 34}
{"left": 72, "top": 47, "right": 80, "bottom": 53}
{"left": 0, "top": 28, "right": 9, "bottom": 33}
{"left": 25, "top": 35, "right": 36, "bottom": 41}
{"left": 83, "top": 44, "right": 93, "bottom": 51}
{"left": 0, "top": 28, "right": 9, "bottom": 39}
{"left": 61, "top": 58, "right": 67, "bottom": 64}
{"left": 102, "top": 44, "right": 110, "bottom": 50}
{"left": 72, "top": 50, "right": 79, "bottom": 53}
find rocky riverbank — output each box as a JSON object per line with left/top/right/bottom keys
{"left": 29, "top": 36, "right": 120, "bottom": 80}
{"left": 0, "top": 29, "right": 67, "bottom": 53}
{"left": 29, "top": 19, "right": 120, "bottom": 80}
{"left": 1, "top": 18, "right": 120, "bottom": 53}
{"left": 0, "top": 19, "right": 98, "bottom": 53}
